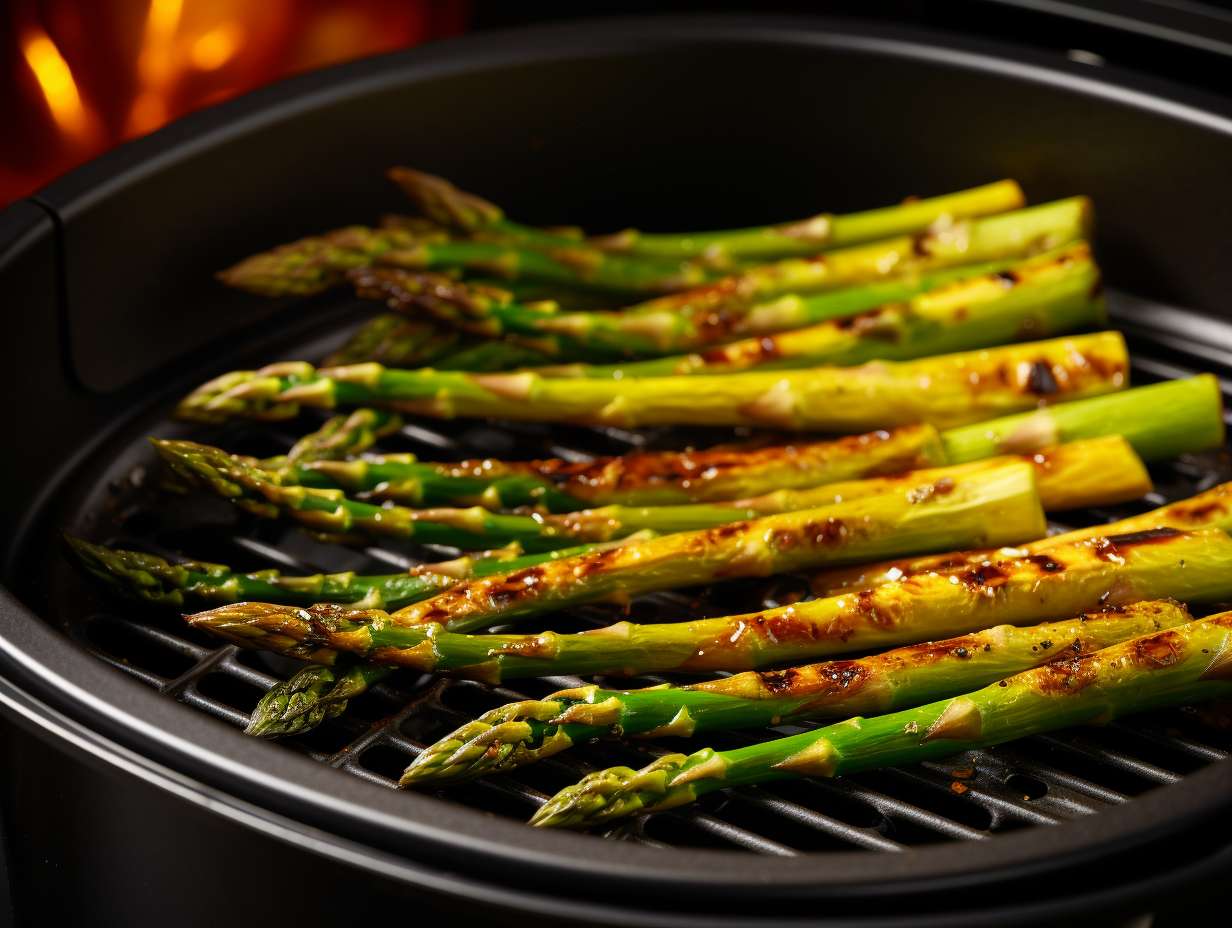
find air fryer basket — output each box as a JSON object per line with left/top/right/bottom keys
{"left": 2, "top": 17, "right": 1232, "bottom": 927}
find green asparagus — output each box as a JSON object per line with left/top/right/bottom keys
{"left": 402, "top": 600, "right": 1188, "bottom": 786}
{"left": 323, "top": 315, "right": 468, "bottom": 368}
{"left": 156, "top": 433, "right": 1046, "bottom": 552}
{"left": 308, "top": 436, "right": 1148, "bottom": 517}
{"left": 245, "top": 662, "right": 391, "bottom": 738}
{"left": 218, "top": 223, "right": 714, "bottom": 298}
{"left": 63, "top": 534, "right": 631, "bottom": 611}
{"left": 174, "top": 332, "right": 1128, "bottom": 429}
{"left": 815, "top": 478, "right": 1232, "bottom": 595}
{"left": 529, "top": 608, "right": 1232, "bottom": 828}
{"left": 388, "top": 167, "right": 1025, "bottom": 261}
{"left": 185, "top": 527, "right": 1232, "bottom": 681}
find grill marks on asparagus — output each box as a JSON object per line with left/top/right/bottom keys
{"left": 814, "top": 480, "right": 1232, "bottom": 594}
{"left": 175, "top": 333, "right": 1128, "bottom": 430}
{"left": 529, "top": 611, "right": 1232, "bottom": 828}
{"left": 401, "top": 602, "right": 1187, "bottom": 786}
{"left": 185, "top": 527, "right": 1232, "bottom": 682}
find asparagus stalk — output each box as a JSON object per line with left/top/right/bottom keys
{"left": 218, "top": 223, "right": 714, "bottom": 298}
{"left": 155, "top": 438, "right": 622, "bottom": 553}
{"left": 940, "top": 373, "right": 1225, "bottom": 463}
{"left": 62, "top": 535, "right": 626, "bottom": 611}
{"left": 293, "top": 378, "right": 1216, "bottom": 511}
{"left": 297, "top": 424, "right": 949, "bottom": 511}
{"left": 323, "top": 315, "right": 468, "bottom": 368}
{"left": 815, "top": 478, "right": 1232, "bottom": 595}
{"left": 174, "top": 332, "right": 1128, "bottom": 429}
{"left": 402, "top": 600, "right": 1189, "bottom": 786}
{"left": 527, "top": 244, "right": 1103, "bottom": 377}
{"left": 308, "top": 435, "right": 1152, "bottom": 525}
{"left": 325, "top": 314, "right": 553, "bottom": 371}
{"left": 530, "top": 608, "right": 1232, "bottom": 828}
{"left": 389, "top": 167, "right": 1025, "bottom": 261}
{"left": 156, "top": 430, "right": 1047, "bottom": 551}
{"left": 269, "top": 408, "right": 403, "bottom": 472}
{"left": 186, "top": 527, "right": 1232, "bottom": 681}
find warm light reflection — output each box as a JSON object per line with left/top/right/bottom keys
{"left": 2, "top": 1, "right": 470, "bottom": 205}
{"left": 191, "top": 24, "right": 244, "bottom": 71}
{"left": 128, "top": 0, "right": 186, "bottom": 134}
{"left": 21, "top": 30, "right": 94, "bottom": 144}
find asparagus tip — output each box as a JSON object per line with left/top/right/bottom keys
{"left": 245, "top": 664, "right": 347, "bottom": 739}
{"left": 400, "top": 699, "right": 570, "bottom": 787}
{"left": 386, "top": 166, "right": 504, "bottom": 229}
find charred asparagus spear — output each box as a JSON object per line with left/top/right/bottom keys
{"left": 402, "top": 600, "right": 1189, "bottom": 786}
{"left": 265, "top": 407, "right": 403, "bottom": 473}
{"left": 293, "top": 424, "right": 948, "bottom": 511}
{"left": 389, "top": 167, "right": 1025, "bottom": 261}
{"left": 63, "top": 535, "right": 629, "bottom": 611}
{"left": 219, "top": 221, "right": 715, "bottom": 298}
{"left": 246, "top": 662, "right": 391, "bottom": 738}
{"left": 351, "top": 436, "right": 1147, "bottom": 515}
{"left": 525, "top": 244, "right": 1102, "bottom": 377}
{"left": 368, "top": 200, "right": 1088, "bottom": 361}
{"left": 323, "top": 315, "right": 468, "bottom": 368}
{"left": 175, "top": 332, "right": 1128, "bottom": 429}
{"left": 186, "top": 527, "right": 1232, "bottom": 681}
{"left": 815, "top": 478, "right": 1232, "bottom": 595}
{"left": 292, "top": 378, "right": 1218, "bottom": 511}
{"left": 530, "top": 608, "right": 1232, "bottom": 828}
{"left": 155, "top": 434, "right": 1045, "bottom": 551}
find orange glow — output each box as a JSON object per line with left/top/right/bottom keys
{"left": 128, "top": 0, "right": 186, "bottom": 135}
{"left": 1, "top": 1, "right": 471, "bottom": 205}
{"left": 21, "top": 30, "right": 95, "bottom": 144}
{"left": 191, "top": 24, "right": 244, "bottom": 71}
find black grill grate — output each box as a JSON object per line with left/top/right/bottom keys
{"left": 47, "top": 292, "right": 1232, "bottom": 855}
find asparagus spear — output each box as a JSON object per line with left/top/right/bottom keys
{"left": 62, "top": 535, "right": 626, "bottom": 611}
{"left": 218, "top": 223, "right": 714, "bottom": 298}
{"left": 305, "top": 435, "right": 1154, "bottom": 522}
{"left": 389, "top": 167, "right": 1025, "bottom": 261}
{"left": 815, "top": 478, "right": 1232, "bottom": 595}
{"left": 267, "top": 407, "right": 403, "bottom": 473}
{"left": 246, "top": 662, "right": 390, "bottom": 738}
{"left": 297, "top": 424, "right": 948, "bottom": 511}
{"left": 402, "top": 600, "right": 1189, "bottom": 786}
{"left": 323, "top": 315, "right": 468, "bottom": 368}
{"left": 174, "top": 332, "right": 1128, "bottom": 429}
{"left": 186, "top": 527, "right": 1232, "bottom": 681}
{"left": 530, "top": 608, "right": 1232, "bottom": 828}
{"left": 156, "top": 431, "right": 1046, "bottom": 551}
{"left": 525, "top": 244, "right": 1103, "bottom": 377}
{"left": 325, "top": 315, "right": 553, "bottom": 371}
{"left": 293, "top": 378, "right": 1217, "bottom": 511}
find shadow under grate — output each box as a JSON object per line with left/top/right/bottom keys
{"left": 45, "top": 290, "right": 1232, "bottom": 855}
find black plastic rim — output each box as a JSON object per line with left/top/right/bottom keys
{"left": 3, "top": 14, "right": 1232, "bottom": 921}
